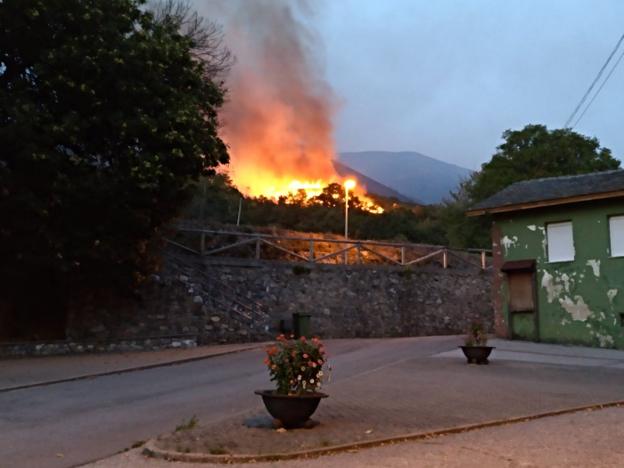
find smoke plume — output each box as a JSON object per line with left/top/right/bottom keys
{"left": 196, "top": 0, "right": 338, "bottom": 197}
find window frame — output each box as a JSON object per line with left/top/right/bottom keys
{"left": 546, "top": 220, "right": 575, "bottom": 263}
{"left": 608, "top": 214, "right": 624, "bottom": 258}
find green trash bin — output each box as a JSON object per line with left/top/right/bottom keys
{"left": 292, "top": 313, "right": 311, "bottom": 339}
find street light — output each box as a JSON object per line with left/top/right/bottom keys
{"left": 343, "top": 179, "right": 356, "bottom": 240}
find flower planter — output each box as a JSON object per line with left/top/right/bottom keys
{"left": 255, "top": 390, "right": 328, "bottom": 428}
{"left": 460, "top": 345, "right": 495, "bottom": 365}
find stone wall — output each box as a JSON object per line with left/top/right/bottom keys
{"left": 211, "top": 259, "right": 493, "bottom": 338}
{"left": 2, "top": 249, "right": 493, "bottom": 356}
{"left": 0, "top": 336, "right": 197, "bottom": 357}
{"left": 64, "top": 253, "right": 275, "bottom": 346}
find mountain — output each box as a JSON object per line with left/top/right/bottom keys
{"left": 332, "top": 160, "right": 417, "bottom": 203}
{"left": 338, "top": 151, "right": 472, "bottom": 204}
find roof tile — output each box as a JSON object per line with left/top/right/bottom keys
{"left": 471, "top": 170, "right": 624, "bottom": 212}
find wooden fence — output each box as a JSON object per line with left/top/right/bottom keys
{"left": 168, "top": 228, "right": 491, "bottom": 270}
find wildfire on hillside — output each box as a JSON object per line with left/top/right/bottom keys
{"left": 202, "top": 1, "right": 383, "bottom": 214}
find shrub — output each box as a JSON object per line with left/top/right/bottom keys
{"left": 465, "top": 322, "right": 488, "bottom": 346}
{"left": 263, "top": 335, "right": 327, "bottom": 395}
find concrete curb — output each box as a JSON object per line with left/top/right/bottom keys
{"left": 0, "top": 343, "right": 266, "bottom": 394}
{"left": 142, "top": 399, "right": 624, "bottom": 464}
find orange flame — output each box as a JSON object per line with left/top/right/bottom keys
{"left": 208, "top": 1, "right": 382, "bottom": 213}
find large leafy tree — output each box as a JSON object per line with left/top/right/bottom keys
{"left": 0, "top": 0, "right": 229, "bottom": 291}
{"left": 312, "top": 183, "right": 364, "bottom": 209}
{"left": 443, "top": 124, "right": 620, "bottom": 248}
{"left": 467, "top": 124, "right": 619, "bottom": 202}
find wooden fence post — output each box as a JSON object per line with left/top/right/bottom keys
{"left": 309, "top": 240, "right": 315, "bottom": 263}
{"left": 481, "top": 250, "right": 486, "bottom": 270}
{"left": 442, "top": 249, "right": 448, "bottom": 269}
{"left": 200, "top": 232, "right": 206, "bottom": 255}
{"left": 400, "top": 246, "right": 405, "bottom": 265}
{"left": 255, "top": 238, "right": 261, "bottom": 260}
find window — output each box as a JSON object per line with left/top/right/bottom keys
{"left": 609, "top": 215, "right": 624, "bottom": 257}
{"left": 547, "top": 221, "right": 574, "bottom": 262}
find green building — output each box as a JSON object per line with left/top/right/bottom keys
{"left": 467, "top": 170, "right": 624, "bottom": 349}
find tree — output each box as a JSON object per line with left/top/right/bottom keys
{"left": 184, "top": 173, "right": 242, "bottom": 223}
{"left": 313, "top": 183, "right": 364, "bottom": 210}
{"left": 468, "top": 124, "right": 619, "bottom": 202}
{"left": 0, "top": 0, "right": 229, "bottom": 293}
{"left": 442, "top": 124, "right": 620, "bottom": 248}
{"left": 438, "top": 175, "right": 490, "bottom": 248}
{"left": 150, "top": 0, "right": 233, "bottom": 79}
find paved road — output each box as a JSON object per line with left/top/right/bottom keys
{"left": 0, "top": 343, "right": 266, "bottom": 391}
{"left": 0, "top": 336, "right": 456, "bottom": 468}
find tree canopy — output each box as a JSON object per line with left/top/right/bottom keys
{"left": 467, "top": 124, "right": 620, "bottom": 202}
{"left": 183, "top": 175, "right": 445, "bottom": 245}
{"left": 0, "top": 0, "right": 229, "bottom": 289}
{"left": 441, "top": 124, "right": 620, "bottom": 248}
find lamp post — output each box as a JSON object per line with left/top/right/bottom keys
{"left": 343, "top": 179, "right": 356, "bottom": 263}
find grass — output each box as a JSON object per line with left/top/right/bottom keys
{"left": 209, "top": 446, "right": 229, "bottom": 455}
{"left": 175, "top": 415, "right": 199, "bottom": 432}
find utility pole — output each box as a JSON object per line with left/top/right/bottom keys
{"left": 343, "top": 179, "right": 356, "bottom": 263}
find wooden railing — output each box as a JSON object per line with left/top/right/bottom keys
{"left": 168, "top": 228, "right": 491, "bottom": 270}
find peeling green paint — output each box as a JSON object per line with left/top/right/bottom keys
{"left": 495, "top": 199, "right": 624, "bottom": 349}
{"left": 512, "top": 312, "right": 535, "bottom": 340}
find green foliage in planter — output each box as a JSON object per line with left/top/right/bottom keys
{"left": 465, "top": 321, "right": 488, "bottom": 346}
{"left": 264, "top": 335, "right": 328, "bottom": 395}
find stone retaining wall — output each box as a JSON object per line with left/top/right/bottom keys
{"left": 211, "top": 259, "right": 493, "bottom": 338}
{"left": 0, "top": 335, "right": 196, "bottom": 357}
{"left": 2, "top": 250, "right": 493, "bottom": 356}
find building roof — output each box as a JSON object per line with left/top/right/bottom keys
{"left": 467, "top": 170, "right": 624, "bottom": 216}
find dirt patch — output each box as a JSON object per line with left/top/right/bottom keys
{"left": 155, "top": 410, "right": 413, "bottom": 456}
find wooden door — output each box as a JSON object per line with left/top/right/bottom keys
{"left": 507, "top": 270, "right": 538, "bottom": 341}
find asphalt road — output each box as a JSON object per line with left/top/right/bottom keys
{"left": 0, "top": 336, "right": 457, "bottom": 468}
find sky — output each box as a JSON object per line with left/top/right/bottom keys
{"left": 315, "top": 0, "right": 624, "bottom": 170}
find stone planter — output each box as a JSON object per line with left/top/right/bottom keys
{"left": 254, "top": 390, "right": 328, "bottom": 428}
{"left": 460, "top": 345, "right": 494, "bottom": 365}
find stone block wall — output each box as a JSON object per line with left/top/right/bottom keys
{"left": 3, "top": 250, "right": 493, "bottom": 356}
{"left": 212, "top": 260, "right": 493, "bottom": 338}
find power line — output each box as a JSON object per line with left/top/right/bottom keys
{"left": 571, "top": 44, "right": 624, "bottom": 128}
{"left": 564, "top": 32, "right": 624, "bottom": 128}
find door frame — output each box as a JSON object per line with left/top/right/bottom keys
{"left": 501, "top": 259, "right": 539, "bottom": 342}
